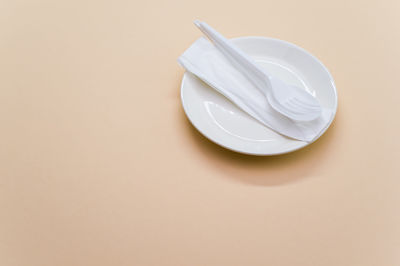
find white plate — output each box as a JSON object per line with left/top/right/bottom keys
{"left": 180, "top": 37, "right": 337, "bottom": 155}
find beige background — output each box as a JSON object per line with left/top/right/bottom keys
{"left": 1, "top": 0, "right": 400, "bottom": 265}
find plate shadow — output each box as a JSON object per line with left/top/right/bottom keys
{"left": 180, "top": 108, "right": 339, "bottom": 187}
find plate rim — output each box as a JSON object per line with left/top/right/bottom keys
{"left": 180, "top": 36, "right": 338, "bottom": 156}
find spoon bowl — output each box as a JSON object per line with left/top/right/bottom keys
{"left": 267, "top": 76, "right": 322, "bottom": 121}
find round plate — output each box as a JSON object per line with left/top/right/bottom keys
{"left": 181, "top": 37, "right": 337, "bottom": 155}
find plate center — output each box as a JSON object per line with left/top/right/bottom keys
{"left": 204, "top": 57, "right": 310, "bottom": 143}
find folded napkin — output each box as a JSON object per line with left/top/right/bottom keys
{"left": 178, "top": 37, "right": 333, "bottom": 142}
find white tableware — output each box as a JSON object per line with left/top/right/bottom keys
{"left": 194, "top": 20, "right": 322, "bottom": 122}
{"left": 180, "top": 36, "right": 337, "bottom": 155}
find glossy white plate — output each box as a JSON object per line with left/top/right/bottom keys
{"left": 181, "top": 37, "right": 337, "bottom": 155}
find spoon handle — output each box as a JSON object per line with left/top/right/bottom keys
{"left": 194, "top": 20, "right": 272, "bottom": 94}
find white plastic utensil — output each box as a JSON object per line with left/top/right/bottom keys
{"left": 194, "top": 20, "right": 322, "bottom": 122}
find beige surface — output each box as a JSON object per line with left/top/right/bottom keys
{"left": 1, "top": 0, "right": 400, "bottom": 265}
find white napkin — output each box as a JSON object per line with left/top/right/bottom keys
{"left": 178, "top": 37, "right": 333, "bottom": 142}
